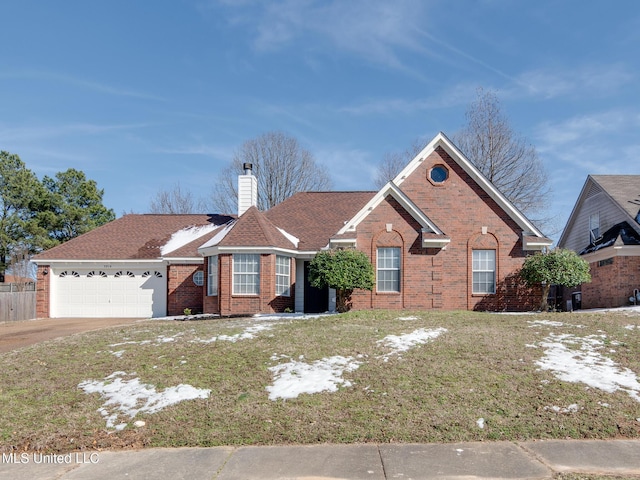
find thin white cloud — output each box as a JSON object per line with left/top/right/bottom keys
{"left": 154, "top": 144, "right": 234, "bottom": 158}
{"left": 536, "top": 110, "right": 640, "bottom": 150}
{"left": 0, "top": 122, "right": 152, "bottom": 142}
{"left": 533, "top": 109, "right": 640, "bottom": 234}
{"left": 221, "top": 0, "right": 432, "bottom": 70}
{"left": 339, "top": 84, "right": 477, "bottom": 116}
{"left": 313, "top": 145, "right": 378, "bottom": 190}
{"left": 515, "top": 64, "right": 635, "bottom": 100}
{"left": 0, "top": 70, "right": 165, "bottom": 101}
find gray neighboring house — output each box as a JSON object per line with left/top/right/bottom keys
{"left": 558, "top": 175, "right": 640, "bottom": 309}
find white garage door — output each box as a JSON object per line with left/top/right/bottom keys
{"left": 51, "top": 268, "right": 167, "bottom": 318}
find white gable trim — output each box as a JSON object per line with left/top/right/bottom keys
{"left": 393, "top": 132, "right": 547, "bottom": 239}
{"left": 328, "top": 238, "right": 357, "bottom": 249}
{"left": 337, "top": 181, "right": 444, "bottom": 235}
{"left": 198, "top": 245, "right": 300, "bottom": 257}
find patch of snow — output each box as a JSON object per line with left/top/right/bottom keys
{"left": 107, "top": 332, "right": 184, "bottom": 356}
{"left": 536, "top": 332, "right": 640, "bottom": 402}
{"left": 476, "top": 418, "right": 485, "bottom": 429}
{"left": 266, "top": 355, "right": 360, "bottom": 400}
{"left": 396, "top": 316, "right": 419, "bottom": 321}
{"left": 194, "top": 323, "right": 275, "bottom": 344}
{"left": 544, "top": 404, "right": 580, "bottom": 414}
{"left": 528, "top": 320, "right": 565, "bottom": 328}
{"left": 161, "top": 224, "right": 219, "bottom": 255}
{"left": 625, "top": 325, "right": 639, "bottom": 331}
{"left": 109, "top": 340, "right": 151, "bottom": 347}
{"left": 78, "top": 371, "right": 210, "bottom": 430}
{"left": 277, "top": 227, "right": 299, "bottom": 248}
{"left": 577, "top": 306, "right": 640, "bottom": 315}
{"left": 109, "top": 332, "right": 183, "bottom": 348}
{"left": 377, "top": 328, "right": 447, "bottom": 358}
{"left": 252, "top": 312, "right": 336, "bottom": 321}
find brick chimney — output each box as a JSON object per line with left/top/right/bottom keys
{"left": 238, "top": 163, "right": 257, "bottom": 216}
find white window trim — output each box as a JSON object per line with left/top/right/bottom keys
{"left": 377, "top": 247, "right": 401, "bottom": 293}
{"left": 207, "top": 255, "right": 218, "bottom": 296}
{"left": 275, "top": 255, "right": 291, "bottom": 297}
{"left": 233, "top": 253, "right": 260, "bottom": 295}
{"left": 472, "top": 249, "right": 496, "bottom": 294}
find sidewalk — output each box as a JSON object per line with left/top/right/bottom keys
{"left": 1, "top": 439, "right": 639, "bottom": 480}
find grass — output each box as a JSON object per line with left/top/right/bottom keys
{"left": 0, "top": 310, "right": 639, "bottom": 453}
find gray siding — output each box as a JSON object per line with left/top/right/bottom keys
{"left": 561, "top": 191, "right": 628, "bottom": 253}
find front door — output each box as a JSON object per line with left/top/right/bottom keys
{"left": 303, "top": 261, "right": 328, "bottom": 313}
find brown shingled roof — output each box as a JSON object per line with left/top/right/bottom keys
{"left": 217, "top": 206, "right": 297, "bottom": 249}
{"left": 591, "top": 175, "right": 640, "bottom": 222}
{"left": 32, "top": 214, "right": 234, "bottom": 260}
{"left": 265, "top": 191, "right": 376, "bottom": 251}
{"left": 33, "top": 193, "right": 376, "bottom": 261}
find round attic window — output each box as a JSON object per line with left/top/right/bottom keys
{"left": 193, "top": 271, "right": 204, "bottom": 286}
{"left": 429, "top": 165, "right": 448, "bottom": 184}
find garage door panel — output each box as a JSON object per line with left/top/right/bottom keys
{"left": 51, "top": 268, "right": 167, "bottom": 318}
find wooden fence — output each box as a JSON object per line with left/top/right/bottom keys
{"left": 0, "top": 283, "right": 36, "bottom": 322}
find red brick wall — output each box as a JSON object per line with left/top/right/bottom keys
{"left": 582, "top": 256, "right": 640, "bottom": 308}
{"left": 167, "top": 264, "right": 204, "bottom": 316}
{"left": 36, "top": 264, "right": 51, "bottom": 318}
{"left": 351, "top": 147, "right": 538, "bottom": 312}
{"left": 207, "top": 253, "right": 295, "bottom": 316}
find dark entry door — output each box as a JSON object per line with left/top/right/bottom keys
{"left": 303, "top": 261, "right": 329, "bottom": 313}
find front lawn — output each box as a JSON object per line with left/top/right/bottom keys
{"left": 1, "top": 309, "right": 639, "bottom": 453}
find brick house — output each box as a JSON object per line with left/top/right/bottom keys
{"left": 557, "top": 175, "right": 640, "bottom": 309}
{"left": 32, "top": 132, "right": 551, "bottom": 318}
{"left": 32, "top": 214, "right": 234, "bottom": 318}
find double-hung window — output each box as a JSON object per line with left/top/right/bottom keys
{"left": 275, "top": 255, "right": 291, "bottom": 296}
{"left": 207, "top": 255, "right": 218, "bottom": 296}
{"left": 472, "top": 250, "right": 496, "bottom": 294}
{"left": 233, "top": 254, "right": 260, "bottom": 295}
{"left": 377, "top": 247, "right": 400, "bottom": 292}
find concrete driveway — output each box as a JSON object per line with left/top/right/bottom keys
{"left": 0, "top": 317, "right": 149, "bottom": 353}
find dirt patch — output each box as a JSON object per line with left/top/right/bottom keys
{"left": 0, "top": 317, "right": 150, "bottom": 353}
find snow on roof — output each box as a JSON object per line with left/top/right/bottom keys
{"left": 198, "top": 221, "right": 235, "bottom": 249}
{"left": 161, "top": 224, "right": 220, "bottom": 256}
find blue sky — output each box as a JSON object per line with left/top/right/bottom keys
{"left": 1, "top": 1, "right": 639, "bottom": 242}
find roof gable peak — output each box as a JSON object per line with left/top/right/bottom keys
{"left": 392, "top": 132, "right": 546, "bottom": 238}
{"left": 337, "top": 181, "right": 443, "bottom": 235}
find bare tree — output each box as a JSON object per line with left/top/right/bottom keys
{"left": 148, "top": 182, "right": 202, "bottom": 214}
{"left": 374, "top": 139, "right": 425, "bottom": 188}
{"left": 453, "top": 88, "right": 550, "bottom": 221}
{"left": 7, "top": 244, "right": 35, "bottom": 289}
{"left": 208, "top": 131, "right": 333, "bottom": 213}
